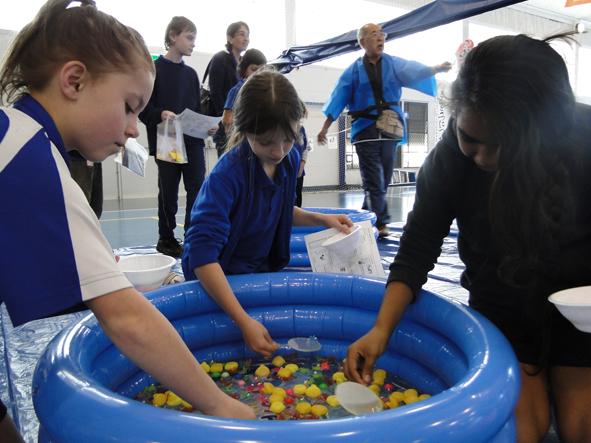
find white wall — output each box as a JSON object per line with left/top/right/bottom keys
{"left": 0, "top": 29, "right": 14, "bottom": 57}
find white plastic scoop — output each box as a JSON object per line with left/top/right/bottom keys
{"left": 279, "top": 336, "right": 321, "bottom": 353}
{"left": 335, "top": 381, "right": 383, "bottom": 416}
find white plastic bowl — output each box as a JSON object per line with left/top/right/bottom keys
{"left": 548, "top": 286, "right": 591, "bottom": 333}
{"left": 321, "top": 224, "right": 362, "bottom": 258}
{"left": 118, "top": 254, "right": 177, "bottom": 292}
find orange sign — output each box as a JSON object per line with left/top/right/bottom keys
{"left": 565, "top": 0, "right": 591, "bottom": 6}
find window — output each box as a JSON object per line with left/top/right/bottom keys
{"left": 403, "top": 102, "right": 429, "bottom": 153}
{"left": 577, "top": 45, "right": 591, "bottom": 101}
{"left": 550, "top": 39, "right": 577, "bottom": 91}
{"left": 469, "top": 22, "right": 516, "bottom": 46}
{"left": 343, "top": 115, "right": 358, "bottom": 169}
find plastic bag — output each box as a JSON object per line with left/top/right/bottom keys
{"left": 114, "top": 138, "right": 149, "bottom": 177}
{"left": 156, "top": 118, "right": 187, "bottom": 164}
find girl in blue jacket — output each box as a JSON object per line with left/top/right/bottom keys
{"left": 183, "top": 69, "right": 352, "bottom": 357}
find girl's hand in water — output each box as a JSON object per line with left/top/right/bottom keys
{"left": 344, "top": 327, "right": 390, "bottom": 384}
{"left": 210, "top": 395, "right": 257, "bottom": 419}
{"left": 240, "top": 317, "right": 279, "bottom": 358}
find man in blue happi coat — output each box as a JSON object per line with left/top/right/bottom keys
{"left": 317, "top": 23, "right": 450, "bottom": 237}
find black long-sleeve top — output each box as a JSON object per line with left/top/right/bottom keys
{"left": 207, "top": 50, "right": 239, "bottom": 117}
{"left": 139, "top": 56, "right": 203, "bottom": 156}
{"left": 388, "top": 103, "right": 591, "bottom": 308}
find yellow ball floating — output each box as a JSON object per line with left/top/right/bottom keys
{"left": 165, "top": 391, "right": 182, "bottom": 407}
{"left": 373, "top": 369, "right": 387, "bottom": 380}
{"left": 152, "top": 393, "right": 167, "bottom": 407}
{"left": 200, "top": 362, "right": 210, "bottom": 373}
{"left": 285, "top": 363, "right": 299, "bottom": 373}
{"left": 270, "top": 401, "right": 286, "bottom": 414}
{"left": 272, "top": 387, "right": 286, "bottom": 398}
{"left": 255, "top": 365, "right": 271, "bottom": 378}
{"left": 403, "top": 389, "right": 418, "bottom": 402}
{"left": 369, "top": 384, "right": 381, "bottom": 395}
{"left": 165, "top": 391, "right": 191, "bottom": 409}
{"left": 277, "top": 367, "right": 292, "bottom": 380}
{"left": 326, "top": 395, "right": 340, "bottom": 407}
{"left": 224, "top": 362, "right": 239, "bottom": 374}
{"left": 293, "top": 384, "right": 307, "bottom": 396}
{"left": 332, "top": 372, "right": 347, "bottom": 384}
{"left": 387, "top": 398, "right": 400, "bottom": 409}
{"left": 389, "top": 391, "right": 404, "bottom": 403}
{"left": 210, "top": 363, "right": 223, "bottom": 373}
{"left": 305, "top": 384, "right": 322, "bottom": 399}
{"left": 372, "top": 377, "right": 385, "bottom": 386}
{"left": 418, "top": 394, "right": 431, "bottom": 401}
{"left": 311, "top": 404, "right": 328, "bottom": 417}
{"left": 272, "top": 356, "right": 285, "bottom": 367}
{"left": 263, "top": 382, "right": 274, "bottom": 395}
{"left": 269, "top": 394, "right": 284, "bottom": 404}
{"left": 295, "top": 401, "right": 312, "bottom": 415}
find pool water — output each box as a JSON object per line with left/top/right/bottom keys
{"left": 135, "top": 354, "right": 431, "bottom": 420}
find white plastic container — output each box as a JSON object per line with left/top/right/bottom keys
{"left": 321, "top": 224, "right": 362, "bottom": 258}
{"left": 118, "top": 254, "right": 177, "bottom": 292}
{"left": 335, "top": 381, "right": 383, "bottom": 416}
{"left": 548, "top": 286, "right": 591, "bottom": 333}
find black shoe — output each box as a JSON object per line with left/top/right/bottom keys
{"left": 156, "top": 238, "right": 183, "bottom": 258}
{"left": 378, "top": 225, "right": 390, "bottom": 239}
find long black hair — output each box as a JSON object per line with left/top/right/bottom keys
{"left": 451, "top": 33, "right": 577, "bottom": 287}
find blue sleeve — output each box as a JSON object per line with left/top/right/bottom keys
{"left": 224, "top": 83, "right": 241, "bottom": 110}
{"left": 183, "top": 165, "right": 240, "bottom": 273}
{"left": 388, "top": 55, "right": 437, "bottom": 97}
{"left": 322, "top": 64, "right": 356, "bottom": 120}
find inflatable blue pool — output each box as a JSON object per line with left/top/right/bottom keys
{"left": 33, "top": 273, "right": 519, "bottom": 442}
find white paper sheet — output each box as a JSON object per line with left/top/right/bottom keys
{"left": 176, "top": 108, "right": 221, "bottom": 139}
{"left": 114, "top": 138, "right": 149, "bottom": 177}
{"left": 304, "top": 220, "right": 385, "bottom": 277}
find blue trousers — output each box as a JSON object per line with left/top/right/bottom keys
{"left": 156, "top": 143, "right": 205, "bottom": 240}
{"left": 354, "top": 125, "right": 397, "bottom": 228}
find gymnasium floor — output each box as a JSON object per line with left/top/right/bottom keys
{"left": 100, "top": 187, "right": 416, "bottom": 250}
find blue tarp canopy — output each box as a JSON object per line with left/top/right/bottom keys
{"left": 270, "top": 0, "right": 525, "bottom": 73}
